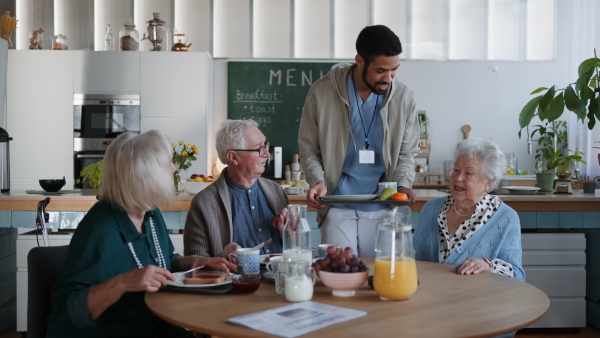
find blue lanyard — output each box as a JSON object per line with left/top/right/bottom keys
{"left": 352, "top": 68, "right": 379, "bottom": 150}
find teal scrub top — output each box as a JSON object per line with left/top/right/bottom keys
{"left": 45, "top": 201, "right": 180, "bottom": 338}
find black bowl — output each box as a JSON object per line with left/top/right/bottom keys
{"left": 39, "top": 177, "right": 66, "bottom": 192}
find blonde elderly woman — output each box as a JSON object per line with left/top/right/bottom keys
{"left": 46, "top": 130, "right": 236, "bottom": 338}
{"left": 414, "top": 137, "right": 525, "bottom": 282}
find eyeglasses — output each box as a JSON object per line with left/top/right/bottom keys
{"left": 233, "top": 142, "right": 270, "bottom": 157}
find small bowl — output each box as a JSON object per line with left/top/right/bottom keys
{"left": 181, "top": 181, "right": 212, "bottom": 195}
{"left": 39, "top": 177, "right": 66, "bottom": 192}
{"left": 318, "top": 270, "right": 369, "bottom": 297}
{"left": 231, "top": 274, "right": 261, "bottom": 294}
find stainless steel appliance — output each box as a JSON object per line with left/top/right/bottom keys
{"left": 0, "top": 127, "right": 12, "bottom": 192}
{"left": 262, "top": 145, "right": 282, "bottom": 180}
{"left": 73, "top": 94, "right": 140, "bottom": 188}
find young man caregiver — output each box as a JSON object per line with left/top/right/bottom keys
{"left": 298, "top": 25, "right": 419, "bottom": 257}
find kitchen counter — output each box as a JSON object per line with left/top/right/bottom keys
{"left": 1, "top": 189, "right": 599, "bottom": 212}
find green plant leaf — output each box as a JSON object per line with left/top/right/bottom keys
{"left": 576, "top": 99, "right": 587, "bottom": 119}
{"left": 577, "top": 57, "right": 600, "bottom": 77}
{"left": 546, "top": 93, "right": 565, "bottom": 121}
{"left": 589, "top": 96, "right": 599, "bottom": 124}
{"left": 530, "top": 87, "right": 548, "bottom": 95}
{"left": 519, "top": 95, "right": 542, "bottom": 129}
{"left": 538, "top": 86, "right": 556, "bottom": 116}
{"left": 564, "top": 85, "right": 579, "bottom": 111}
{"left": 576, "top": 69, "right": 593, "bottom": 94}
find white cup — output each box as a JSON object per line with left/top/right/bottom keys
{"left": 229, "top": 248, "right": 260, "bottom": 275}
{"left": 266, "top": 256, "right": 286, "bottom": 294}
{"left": 378, "top": 182, "right": 398, "bottom": 194}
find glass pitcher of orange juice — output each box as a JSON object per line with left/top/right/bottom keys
{"left": 373, "top": 206, "right": 418, "bottom": 301}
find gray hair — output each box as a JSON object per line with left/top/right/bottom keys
{"left": 216, "top": 119, "right": 259, "bottom": 164}
{"left": 100, "top": 130, "right": 175, "bottom": 212}
{"left": 453, "top": 137, "right": 506, "bottom": 191}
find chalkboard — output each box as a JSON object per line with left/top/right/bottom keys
{"left": 227, "top": 61, "right": 337, "bottom": 166}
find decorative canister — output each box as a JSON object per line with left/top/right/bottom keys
{"left": 52, "top": 34, "right": 68, "bottom": 50}
{"left": 119, "top": 23, "right": 139, "bottom": 51}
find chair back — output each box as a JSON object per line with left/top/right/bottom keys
{"left": 27, "top": 245, "right": 69, "bottom": 338}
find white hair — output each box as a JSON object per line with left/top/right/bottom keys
{"left": 453, "top": 137, "right": 506, "bottom": 191}
{"left": 100, "top": 130, "right": 175, "bottom": 212}
{"left": 215, "top": 119, "right": 259, "bottom": 164}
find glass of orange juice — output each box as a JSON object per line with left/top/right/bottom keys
{"left": 373, "top": 206, "right": 418, "bottom": 301}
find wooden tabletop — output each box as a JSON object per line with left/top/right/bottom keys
{"left": 145, "top": 259, "right": 549, "bottom": 338}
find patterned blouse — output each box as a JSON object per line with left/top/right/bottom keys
{"left": 437, "top": 194, "right": 514, "bottom": 277}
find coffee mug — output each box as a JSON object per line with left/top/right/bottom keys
{"left": 229, "top": 248, "right": 260, "bottom": 275}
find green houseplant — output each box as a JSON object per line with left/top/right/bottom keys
{"left": 76, "top": 160, "right": 103, "bottom": 191}
{"left": 519, "top": 55, "right": 599, "bottom": 190}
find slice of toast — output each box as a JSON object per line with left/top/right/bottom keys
{"left": 182, "top": 271, "right": 226, "bottom": 285}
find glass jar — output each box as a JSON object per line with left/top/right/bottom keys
{"left": 52, "top": 34, "right": 68, "bottom": 50}
{"left": 282, "top": 205, "right": 312, "bottom": 264}
{"left": 119, "top": 23, "right": 139, "bottom": 51}
{"left": 373, "top": 206, "right": 418, "bottom": 301}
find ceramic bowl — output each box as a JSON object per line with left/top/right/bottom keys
{"left": 181, "top": 181, "right": 212, "bottom": 195}
{"left": 39, "top": 178, "right": 66, "bottom": 192}
{"left": 318, "top": 270, "right": 369, "bottom": 297}
{"left": 231, "top": 274, "right": 261, "bottom": 294}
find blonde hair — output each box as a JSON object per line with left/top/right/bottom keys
{"left": 100, "top": 130, "right": 175, "bottom": 212}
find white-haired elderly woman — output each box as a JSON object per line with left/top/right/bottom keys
{"left": 414, "top": 137, "right": 525, "bottom": 281}
{"left": 46, "top": 130, "right": 236, "bottom": 338}
{"left": 184, "top": 119, "right": 289, "bottom": 258}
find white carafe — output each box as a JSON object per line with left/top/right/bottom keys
{"left": 283, "top": 260, "right": 316, "bottom": 302}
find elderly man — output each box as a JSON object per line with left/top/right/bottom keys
{"left": 184, "top": 119, "right": 289, "bottom": 258}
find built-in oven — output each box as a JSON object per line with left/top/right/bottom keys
{"left": 73, "top": 94, "right": 140, "bottom": 188}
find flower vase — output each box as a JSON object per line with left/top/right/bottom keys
{"left": 174, "top": 170, "right": 182, "bottom": 195}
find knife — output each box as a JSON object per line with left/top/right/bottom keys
{"left": 173, "top": 265, "right": 205, "bottom": 278}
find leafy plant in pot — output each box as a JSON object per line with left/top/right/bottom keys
{"left": 76, "top": 160, "right": 103, "bottom": 191}
{"left": 519, "top": 54, "right": 599, "bottom": 191}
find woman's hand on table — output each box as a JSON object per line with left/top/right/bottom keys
{"left": 306, "top": 181, "right": 327, "bottom": 209}
{"left": 455, "top": 257, "right": 491, "bottom": 275}
{"left": 120, "top": 265, "right": 173, "bottom": 292}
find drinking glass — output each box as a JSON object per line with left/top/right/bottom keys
{"left": 373, "top": 206, "right": 418, "bottom": 301}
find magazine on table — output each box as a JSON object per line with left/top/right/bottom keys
{"left": 227, "top": 301, "right": 367, "bottom": 338}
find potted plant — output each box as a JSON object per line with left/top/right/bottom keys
{"left": 76, "top": 160, "right": 103, "bottom": 191}
{"left": 519, "top": 54, "right": 599, "bottom": 190}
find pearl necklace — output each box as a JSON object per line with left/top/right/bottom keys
{"left": 453, "top": 204, "right": 473, "bottom": 218}
{"left": 127, "top": 216, "right": 166, "bottom": 269}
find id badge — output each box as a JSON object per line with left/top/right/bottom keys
{"left": 359, "top": 149, "right": 375, "bottom": 164}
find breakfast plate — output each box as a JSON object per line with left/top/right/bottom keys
{"left": 503, "top": 186, "right": 541, "bottom": 195}
{"left": 167, "top": 272, "right": 232, "bottom": 288}
{"left": 260, "top": 254, "right": 282, "bottom": 265}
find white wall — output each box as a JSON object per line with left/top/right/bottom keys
{"left": 212, "top": 0, "right": 600, "bottom": 178}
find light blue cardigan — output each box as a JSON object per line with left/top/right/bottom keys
{"left": 414, "top": 196, "right": 525, "bottom": 281}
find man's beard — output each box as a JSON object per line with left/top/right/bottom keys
{"left": 362, "top": 63, "right": 389, "bottom": 95}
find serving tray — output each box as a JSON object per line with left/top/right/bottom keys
{"left": 319, "top": 195, "right": 409, "bottom": 205}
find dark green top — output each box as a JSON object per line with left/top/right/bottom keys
{"left": 45, "top": 201, "right": 179, "bottom": 338}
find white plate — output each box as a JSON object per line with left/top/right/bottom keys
{"left": 320, "top": 195, "right": 378, "bottom": 202}
{"left": 503, "top": 186, "right": 541, "bottom": 195}
{"left": 167, "top": 273, "right": 232, "bottom": 288}
{"left": 263, "top": 271, "right": 276, "bottom": 279}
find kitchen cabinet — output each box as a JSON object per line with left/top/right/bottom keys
{"left": 15, "top": 231, "right": 184, "bottom": 332}
{"left": 73, "top": 51, "right": 140, "bottom": 94}
{"left": 140, "top": 52, "right": 214, "bottom": 176}
{"left": 522, "top": 232, "right": 586, "bottom": 328}
{"left": 6, "top": 51, "right": 74, "bottom": 190}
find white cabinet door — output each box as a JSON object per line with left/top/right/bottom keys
{"left": 7, "top": 51, "right": 74, "bottom": 189}
{"left": 74, "top": 51, "right": 140, "bottom": 94}
{"left": 140, "top": 52, "right": 214, "bottom": 176}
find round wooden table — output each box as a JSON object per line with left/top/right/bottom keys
{"left": 146, "top": 259, "right": 549, "bottom": 338}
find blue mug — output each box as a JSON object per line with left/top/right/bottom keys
{"left": 229, "top": 248, "right": 260, "bottom": 275}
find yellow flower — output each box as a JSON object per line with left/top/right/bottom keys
{"left": 179, "top": 141, "right": 183, "bottom": 145}
{"left": 194, "top": 149, "right": 199, "bottom": 154}
{"left": 182, "top": 151, "right": 187, "bottom": 156}
{"left": 187, "top": 144, "right": 191, "bottom": 148}
{"left": 172, "top": 143, "right": 176, "bottom": 148}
